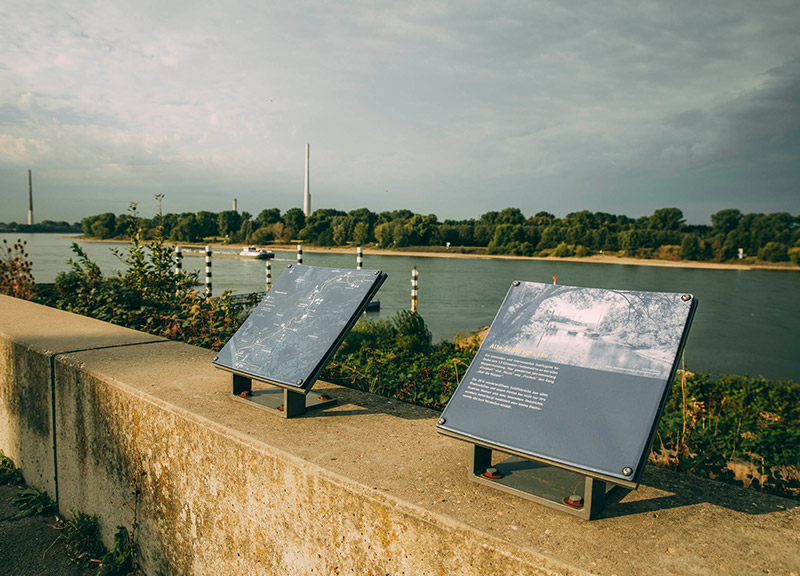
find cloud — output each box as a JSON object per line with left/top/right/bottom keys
{"left": 1, "top": 0, "right": 799, "bottom": 223}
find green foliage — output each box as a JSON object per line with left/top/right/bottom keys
{"left": 43, "top": 199, "right": 250, "bottom": 351}
{"left": 58, "top": 513, "right": 108, "bottom": 569}
{"left": 0, "top": 239, "right": 36, "bottom": 300}
{"left": 0, "top": 451, "right": 23, "bottom": 485}
{"left": 653, "top": 370, "right": 800, "bottom": 499}
{"left": 11, "top": 487, "right": 56, "bottom": 519}
{"left": 99, "top": 526, "right": 141, "bottom": 576}
{"left": 322, "top": 311, "right": 477, "bottom": 410}
{"left": 758, "top": 241, "right": 789, "bottom": 262}
{"left": 75, "top": 202, "right": 800, "bottom": 266}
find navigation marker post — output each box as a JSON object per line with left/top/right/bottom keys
{"left": 297, "top": 244, "right": 303, "bottom": 265}
{"left": 411, "top": 266, "right": 419, "bottom": 313}
{"left": 204, "top": 246, "right": 212, "bottom": 296}
{"left": 174, "top": 246, "right": 182, "bottom": 275}
{"left": 265, "top": 258, "right": 271, "bottom": 292}
{"left": 357, "top": 246, "right": 363, "bottom": 270}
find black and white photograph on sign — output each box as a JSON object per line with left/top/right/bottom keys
{"left": 438, "top": 281, "right": 695, "bottom": 484}
{"left": 213, "top": 265, "right": 385, "bottom": 390}
{"left": 483, "top": 284, "right": 690, "bottom": 380}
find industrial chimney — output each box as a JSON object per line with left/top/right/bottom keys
{"left": 28, "top": 170, "right": 33, "bottom": 225}
{"left": 303, "top": 143, "right": 311, "bottom": 217}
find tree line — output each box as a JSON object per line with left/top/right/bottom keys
{"left": 0, "top": 220, "right": 81, "bottom": 233}
{"left": 78, "top": 206, "right": 800, "bottom": 264}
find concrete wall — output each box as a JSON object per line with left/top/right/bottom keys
{"left": 1, "top": 294, "right": 798, "bottom": 575}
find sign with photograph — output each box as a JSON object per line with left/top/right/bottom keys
{"left": 437, "top": 282, "right": 696, "bottom": 485}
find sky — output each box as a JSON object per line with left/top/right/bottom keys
{"left": 1, "top": 1, "right": 799, "bottom": 225}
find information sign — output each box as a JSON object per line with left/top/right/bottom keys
{"left": 213, "top": 264, "right": 386, "bottom": 393}
{"left": 437, "top": 282, "right": 696, "bottom": 489}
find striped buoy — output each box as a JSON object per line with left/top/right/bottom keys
{"left": 356, "top": 246, "right": 363, "bottom": 270}
{"left": 174, "top": 246, "right": 182, "bottom": 275}
{"left": 204, "top": 245, "right": 212, "bottom": 296}
{"left": 411, "top": 266, "right": 419, "bottom": 313}
{"left": 266, "top": 258, "right": 272, "bottom": 291}
{"left": 297, "top": 244, "right": 303, "bottom": 265}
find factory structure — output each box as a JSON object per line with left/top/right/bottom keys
{"left": 303, "top": 143, "right": 311, "bottom": 217}
{"left": 28, "top": 169, "right": 34, "bottom": 225}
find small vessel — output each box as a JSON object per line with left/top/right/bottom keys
{"left": 238, "top": 246, "right": 274, "bottom": 260}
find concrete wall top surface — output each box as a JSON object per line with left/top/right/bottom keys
{"left": 1, "top": 294, "right": 798, "bottom": 575}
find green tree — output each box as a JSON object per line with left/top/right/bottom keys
{"left": 649, "top": 208, "right": 685, "bottom": 231}
{"left": 758, "top": 242, "right": 789, "bottom": 262}
{"left": 217, "top": 210, "right": 242, "bottom": 239}
{"left": 680, "top": 234, "right": 701, "bottom": 260}
{"left": 711, "top": 209, "right": 743, "bottom": 235}
{"left": 195, "top": 211, "right": 219, "bottom": 238}
{"left": 256, "top": 208, "right": 281, "bottom": 228}
{"left": 352, "top": 221, "right": 372, "bottom": 245}
{"left": 283, "top": 208, "right": 306, "bottom": 233}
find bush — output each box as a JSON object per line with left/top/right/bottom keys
{"left": 758, "top": 242, "right": 789, "bottom": 262}
{"left": 322, "top": 311, "right": 478, "bottom": 410}
{"left": 652, "top": 370, "right": 800, "bottom": 498}
{"left": 0, "top": 239, "right": 36, "bottom": 300}
{"left": 41, "top": 200, "right": 251, "bottom": 351}
{"left": 551, "top": 242, "right": 574, "bottom": 258}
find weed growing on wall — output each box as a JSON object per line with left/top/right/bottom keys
{"left": 0, "top": 451, "right": 23, "bottom": 485}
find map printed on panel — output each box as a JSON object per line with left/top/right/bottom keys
{"left": 213, "top": 265, "right": 385, "bottom": 390}
{"left": 438, "top": 282, "right": 696, "bottom": 484}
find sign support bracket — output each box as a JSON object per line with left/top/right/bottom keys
{"left": 469, "top": 445, "right": 626, "bottom": 520}
{"left": 232, "top": 374, "right": 336, "bottom": 419}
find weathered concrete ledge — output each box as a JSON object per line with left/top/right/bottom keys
{"left": 1, "top": 294, "right": 798, "bottom": 575}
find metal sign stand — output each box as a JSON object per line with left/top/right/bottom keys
{"left": 469, "top": 444, "right": 627, "bottom": 520}
{"left": 231, "top": 374, "right": 336, "bottom": 418}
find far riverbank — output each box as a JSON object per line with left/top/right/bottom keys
{"left": 113, "top": 238, "right": 798, "bottom": 272}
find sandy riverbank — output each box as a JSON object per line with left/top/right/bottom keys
{"left": 75, "top": 237, "right": 799, "bottom": 271}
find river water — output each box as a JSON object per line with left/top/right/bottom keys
{"left": 3, "top": 233, "right": 799, "bottom": 381}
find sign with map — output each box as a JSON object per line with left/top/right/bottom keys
{"left": 213, "top": 264, "right": 386, "bottom": 392}
{"left": 437, "top": 282, "right": 697, "bottom": 486}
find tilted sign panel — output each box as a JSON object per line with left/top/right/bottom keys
{"left": 213, "top": 265, "right": 385, "bottom": 391}
{"left": 438, "top": 282, "right": 695, "bottom": 485}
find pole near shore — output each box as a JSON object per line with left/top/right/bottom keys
{"left": 266, "top": 258, "right": 272, "bottom": 292}
{"left": 174, "top": 246, "right": 183, "bottom": 275}
{"left": 205, "top": 246, "right": 212, "bottom": 296}
{"left": 297, "top": 244, "right": 303, "bottom": 265}
{"left": 411, "top": 266, "right": 419, "bottom": 313}
{"left": 357, "top": 246, "right": 363, "bottom": 270}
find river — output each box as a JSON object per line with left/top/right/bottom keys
{"left": 3, "top": 232, "right": 798, "bottom": 382}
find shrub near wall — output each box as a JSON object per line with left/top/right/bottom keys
{"left": 652, "top": 370, "right": 800, "bottom": 498}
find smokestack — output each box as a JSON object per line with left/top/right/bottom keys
{"left": 233, "top": 198, "right": 238, "bottom": 213}
{"left": 303, "top": 143, "right": 311, "bottom": 217}
{"left": 28, "top": 170, "right": 33, "bottom": 225}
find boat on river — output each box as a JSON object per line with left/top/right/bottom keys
{"left": 238, "top": 246, "right": 274, "bottom": 260}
